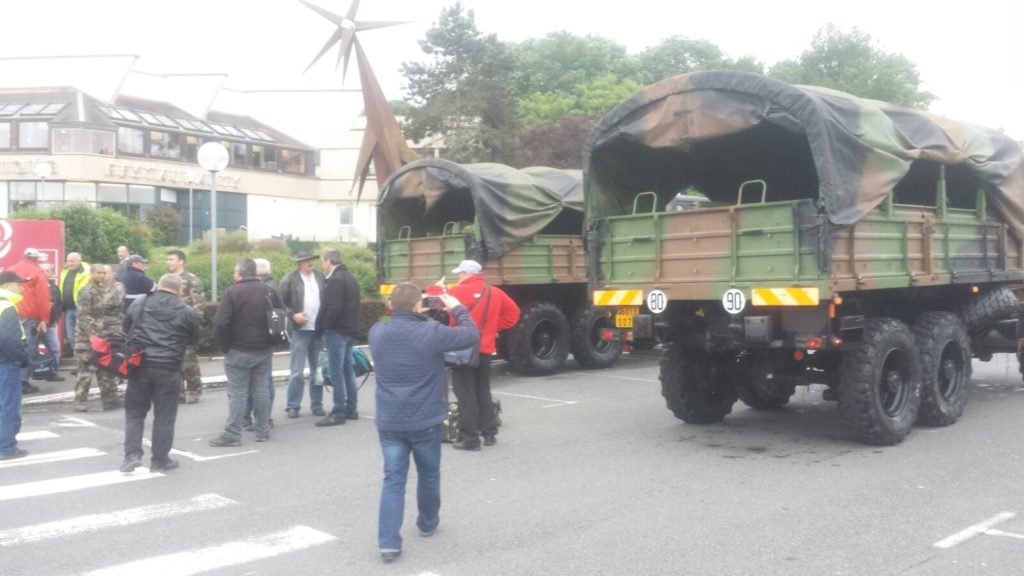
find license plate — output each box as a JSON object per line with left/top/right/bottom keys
{"left": 615, "top": 306, "right": 640, "bottom": 328}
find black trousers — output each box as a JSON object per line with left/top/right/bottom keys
{"left": 124, "top": 363, "right": 182, "bottom": 465}
{"left": 451, "top": 354, "right": 495, "bottom": 440}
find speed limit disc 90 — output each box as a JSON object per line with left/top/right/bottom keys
{"left": 722, "top": 288, "right": 745, "bottom": 314}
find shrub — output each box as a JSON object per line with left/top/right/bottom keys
{"left": 251, "top": 238, "right": 289, "bottom": 254}
{"left": 358, "top": 299, "right": 390, "bottom": 340}
{"left": 145, "top": 203, "right": 182, "bottom": 246}
{"left": 188, "top": 230, "right": 250, "bottom": 255}
{"left": 11, "top": 203, "right": 152, "bottom": 263}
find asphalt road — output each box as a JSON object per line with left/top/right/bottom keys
{"left": 3, "top": 351, "right": 1024, "bottom": 576}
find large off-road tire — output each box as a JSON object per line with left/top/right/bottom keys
{"left": 570, "top": 306, "right": 623, "bottom": 369}
{"left": 507, "top": 301, "right": 570, "bottom": 376}
{"left": 913, "top": 312, "right": 971, "bottom": 426}
{"left": 660, "top": 343, "right": 738, "bottom": 424}
{"left": 960, "top": 286, "right": 1019, "bottom": 329}
{"left": 838, "top": 317, "right": 921, "bottom": 445}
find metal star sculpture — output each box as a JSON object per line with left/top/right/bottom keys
{"left": 299, "top": 0, "right": 407, "bottom": 83}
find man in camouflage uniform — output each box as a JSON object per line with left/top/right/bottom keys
{"left": 167, "top": 250, "right": 205, "bottom": 404}
{"left": 73, "top": 264, "right": 125, "bottom": 411}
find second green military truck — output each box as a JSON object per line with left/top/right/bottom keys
{"left": 585, "top": 71, "right": 1024, "bottom": 445}
{"left": 377, "top": 158, "right": 623, "bottom": 375}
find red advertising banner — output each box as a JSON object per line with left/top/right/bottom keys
{"left": 0, "top": 219, "right": 65, "bottom": 271}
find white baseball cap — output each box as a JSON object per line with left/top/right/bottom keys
{"left": 451, "top": 260, "right": 482, "bottom": 274}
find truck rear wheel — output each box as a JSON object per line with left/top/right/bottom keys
{"left": 960, "top": 286, "right": 1018, "bottom": 328}
{"left": 570, "top": 306, "right": 623, "bottom": 369}
{"left": 507, "top": 301, "right": 570, "bottom": 376}
{"left": 660, "top": 344, "right": 737, "bottom": 424}
{"left": 913, "top": 312, "right": 971, "bottom": 426}
{"left": 838, "top": 317, "right": 921, "bottom": 445}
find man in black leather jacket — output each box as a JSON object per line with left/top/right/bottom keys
{"left": 119, "top": 273, "right": 200, "bottom": 473}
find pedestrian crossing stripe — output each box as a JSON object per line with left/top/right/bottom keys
{"left": 82, "top": 525, "right": 337, "bottom": 576}
{"left": 0, "top": 494, "right": 237, "bottom": 547}
{"left": 0, "top": 448, "right": 104, "bottom": 469}
{"left": 593, "top": 290, "right": 643, "bottom": 306}
{"left": 751, "top": 287, "right": 820, "bottom": 306}
{"left": 0, "top": 468, "right": 161, "bottom": 502}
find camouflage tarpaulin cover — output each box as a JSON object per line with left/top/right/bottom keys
{"left": 377, "top": 158, "right": 583, "bottom": 260}
{"left": 585, "top": 71, "right": 1024, "bottom": 240}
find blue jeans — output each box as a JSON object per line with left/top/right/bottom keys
{"left": 42, "top": 326, "right": 60, "bottom": 372}
{"left": 64, "top": 309, "right": 77, "bottom": 348}
{"left": 285, "top": 330, "right": 322, "bottom": 412}
{"left": 323, "top": 332, "right": 357, "bottom": 417}
{"left": 378, "top": 426, "right": 443, "bottom": 552}
{"left": 0, "top": 361, "right": 24, "bottom": 456}
{"left": 20, "top": 319, "right": 39, "bottom": 383}
{"left": 223, "top": 349, "right": 272, "bottom": 439}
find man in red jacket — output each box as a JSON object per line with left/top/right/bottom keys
{"left": 443, "top": 260, "right": 520, "bottom": 451}
{"left": 8, "top": 248, "right": 51, "bottom": 394}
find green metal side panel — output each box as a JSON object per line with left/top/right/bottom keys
{"left": 382, "top": 236, "right": 466, "bottom": 287}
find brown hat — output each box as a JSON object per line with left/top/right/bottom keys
{"left": 293, "top": 249, "right": 319, "bottom": 263}
{"left": 0, "top": 271, "right": 30, "bottom": 284}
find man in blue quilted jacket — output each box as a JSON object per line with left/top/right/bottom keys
{"left": 368, "top": 283, "right": 478, "bottom": 564}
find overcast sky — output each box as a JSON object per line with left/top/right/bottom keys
{"left": 0, "top": 0, "right": 1020, "bottom": 147}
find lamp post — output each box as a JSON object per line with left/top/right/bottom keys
{"left": 34, "top": 160, "right": 52, "bottom": 205}
{"left": 187, "top": 172, "right": 202, "bottom": 245}
{"left": 197, "top": 142, "right": 228, "bottom": 300}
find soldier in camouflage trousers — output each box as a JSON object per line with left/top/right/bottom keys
{"left": 73, "top": 264, "right": 125, "bottom": 411}
{"left": 167, "top": 250, "right": 205, "bottom": 404}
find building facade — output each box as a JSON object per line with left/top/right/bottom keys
{"left": 0, "top": 87, "right": 378, "bottom": 245}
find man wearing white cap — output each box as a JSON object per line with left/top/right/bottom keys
{"left": 7, "top": 248, "right": 52, "bottom": 394}
{"left": 444, "top": 260, "right": 520, "bottom": 451}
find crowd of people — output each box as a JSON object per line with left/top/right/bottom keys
{"left": 0, "top": 244, "right": 521, "bottom": 564}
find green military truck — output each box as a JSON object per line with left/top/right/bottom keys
{"left": 584, "top": 71, "right": 1024, "bottom": 445}
{"left": 377, "top": 158, "right": 623, "bottom": 375}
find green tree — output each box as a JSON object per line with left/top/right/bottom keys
{"left": 402, "top": 2, "right": 519, "bottom": 163}
{"left": 145, "top": 203, "right": 182, "bottom": 247}
{"left": 636, "top": 36, "right": 764, "bottom": 84}
{"left": 518, "top": 74, "right": 642, "bottom": 129}
{"left": 96, "top": 207, "right": 152, "bottom": 261}
{"left": 516, "top": 115, "right": 595, "bottom": 169}
{"left": 768, "top": 24, "right": 934, "bottom": 108}
{"left": 512, "top": 32, "right": 636, "bottom": 95}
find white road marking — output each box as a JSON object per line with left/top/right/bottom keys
{"left": 492, "top": 391, "right": 577, "bottom": 406}
{"left": 589, "top": 373, "right": 659, "bottom": 383}
{"left": 168, "top": 447, "right": 259, "bottom": 462}
{"left": 82, "top": 525, "right": 338, "bottom": 576}
{"left": 15, "top": 431, "right": 59, "bottom": 441}
{"left": 934, "top": 512, "right": 1017, "bottom": 548}
{"left": 985, "top": 529, "right": 1024, "bottom": 541}
{"left": 54, "top": 416, "right": 96, "bottom": 428}
{"left": 0, "top": 448, "right": 105, "bottom": 469}
{"left": 0, "top": 494, "right": 236, "bottom": 547}
{"left": 0, "top": 469, "right": 162, "bottom": 502}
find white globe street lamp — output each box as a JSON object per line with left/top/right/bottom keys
{"left": 197, "top": 142, "right": 228, "bottom": 300}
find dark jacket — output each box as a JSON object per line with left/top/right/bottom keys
{"left": 0, "top": 293, "right": 27, "bottom": 363}
{"left": 47, "top": 279, "right": 62, "bottom": 325}
{"left": 124, "top": 290, "right": 200, "bottom": 367}
{"left": 214, "top": 277, "right": 283, "bottom": 353}
{"left": 278, "top": 268, "right": 325, "bottom": 332}
{"left": 120, "top": 267, "right": 154, "bottom": 312}
{"left": 369, "top": 305, "right": 479, "bottom": 432}
{"left": 315, "top": 265, "right": 360, "bottom": 336}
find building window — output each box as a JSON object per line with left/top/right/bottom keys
{"left": 18, "top": 121, "right": 48, "bottom": 149}
{"left": 280, "top": 149, "right": 306, "bottom": 175}
{"left": 149, "top": 131, "right": 181, "bottom": 159}
{"left": 53, "top": 128, "right": 115, "bottom": 155}
{"left": 39, "top": 181, "right": 62, "bottom": 202}
{"left": 182, "top": 135, "right": 200, "bottom": 163}
{"left": 65, "top": 182, "right": 97, "bottom": 204}
{"left": 248, "top": 144, "right": 262, "bottom": 168}
{"left": 339, "top": 204, "right": 353, "bottom": 225}
{"left": 230, "top": 141, "right": 247, "bottom": 167}
{"left": 0, "top": 122, "right": 9, "bottom": 149}
{"left": 9, "top": 182, "right": 36, "bottom": 201}
{"left": 261, "top": 146, "right": 278, "bottom": 170}
{"left": 98, "top": 183, "right": 127, "bottom": 203}
{"left": 118, "top": 126, "right": 144, "bottom": 155}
